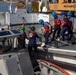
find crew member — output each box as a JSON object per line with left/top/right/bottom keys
{"left": 0, "top": 45, "right": 3, "bottom": 53}
{"left": 52, "top": 11, "right": 61, "bottom": 41}
{"left": 60, "top": 11, "right": 69, "bottom": 41}
{"left": 67, "top": 11, "right": 74, "bottom": 40}
{"left": 38, "top": 19, "right": 52, "bottom": 44}
{"left": 18, "top": 25, "right": 27, "bottom": 48}
{"left": 28, "top": 26, "right": 40, "bottom": 57}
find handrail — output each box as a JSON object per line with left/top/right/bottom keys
{"left": 38, "top": 59, "right": 70, "bottom": 75}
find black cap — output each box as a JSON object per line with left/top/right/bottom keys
{"left": 31, "top": 26, "right": 35, "bottom": 31}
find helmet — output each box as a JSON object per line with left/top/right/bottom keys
{"left": 38, "top": 19, "right": 43, "bottom": 24}
{"left": 61, "top": 11, "right": 65, "bottom": 15}
{"left": 67, "top": 11, "right": 72, "bottom": 16}
{"left": 20, "top": 25, "right": 25, "bottom": 31}
{"left": 52, "top": 11, "right": 56, "bottom": 16}
{"left": 31, "top": 26, "right": 35, "bottom": 31}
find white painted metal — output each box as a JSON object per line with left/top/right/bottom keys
{"left": 5, "top": 56, "right": 22, "bottom": 75}
{"left": 0, "top": 59, "right": 8, "bottom": 75}
{"left": 10, "top": 13, "right": 50, "bottom": 24}
{"left": 0, "top": 13, "right": 6, "bottom": 25}
{"left": 38, "top": 14, "right": 49, "bottom": 22}
{"left": 0, "top": 53, "right": 20, "bottom": 75}
{"left": 0, "top": 12, "right": 9, "bottom": 30}
{"left": 65, "top": 70, "right": 76, "bottom": 75}
{"left": 38, "top": 47, "right": 76, "bottom": 56}
{"left": 53, "top": 54, "right": 76, "bottom": 65}
{"left": 0, "top": 12, "right": 10, "bottom": 30}
{"left": 39, "top": 1, "right": 42, "bottom": 12}
{"left": 38, "top": 46, "right": 76, "bottom": 74}
{"left": 10, "top": 13, "right": 38, "bottom": 24}
{"left": 74, "top": 18, "right": 76, "bottom": 31}
{"left": 40, "top": 66, "right": 48, "bottom": 75}
{"left": 0, "top": 51, "right": 34, "bottom": 75}
{"left": 5, "top": 12, "right": 10, "bottom": 25}
{"left": 42, "top": 6, "right": 48, "bottom": 12}
{"left": 38, "top": 60, "right": 65, "bottom": 75}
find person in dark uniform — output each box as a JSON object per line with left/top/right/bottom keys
{"left": 18, "top": 25, "right": 27, "bottom": 48}
{"left": 60, "top": 11, "right": 69, "bottom": 41}
{"left": 67, "top": 11, "right": 74, "bottom": 40}
{"left": 28, "top": 26, "right": 40, "bottom": 57}
{"left": 0, "top": 45, "right": 3, "bottom": 53}
{"left": 51, "top": 11, "right": 61, "bottom": 41}
{"left": 38, "top": 19, "right": 52, "bottom": 45}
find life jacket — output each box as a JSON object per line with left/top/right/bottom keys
{"left": 61, "top": 18, "right": 69, "bottom": 27}
{"left": 28, "top": 32, "right": 38, "bottom": 45}
{"left": 29, "top": 31, "right": 34, "bottom": 38}
{"left": 44, "top": 22, "right": 52, "bottom": 32}
{"left": 68, "top": 17, "right": 74, "bottom": 26}
{"left": 61, "top": 20, "right": 66, "bottom": 25}
{"left": 54, "top": 19, "right": 61, "bottom": 25}
{"left": 68, "top": 20, "right": 72, "bottom": 26}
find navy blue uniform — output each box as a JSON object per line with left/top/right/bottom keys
{"left": 52, "top": 16, "right": 61, "bottom": 40}
{"left": 60, "top": 17, "right": 69, "bottom": 41}
{"left": 68, "top": 17, "right": 74, "bottom": 40}
{"left": 28, "top": 31, "right": 39, "bottom": 56}
{"left": 43, "top": 22, "right": 52, "bottom": 44}
{"left": 18, "top": 32, "right": 26, "bottom": 48}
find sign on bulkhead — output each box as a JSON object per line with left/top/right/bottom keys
{"left": 38, "top": 14, "right": 49, "bottom": 22}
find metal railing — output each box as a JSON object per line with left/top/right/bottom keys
{"left": 38, "top": 59, "right": 70, "bottom": 75}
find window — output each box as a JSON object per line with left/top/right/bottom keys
{"left": 63, "top": 0, "right": 76, "bottom": 3}
{"left": 49, "top": 0, "right": 58, "bottom": 3}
